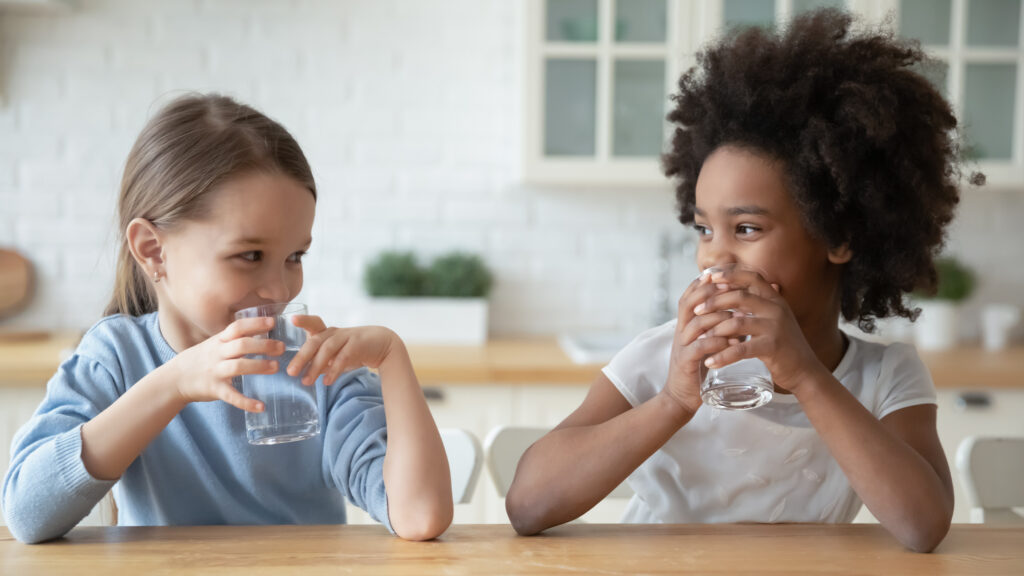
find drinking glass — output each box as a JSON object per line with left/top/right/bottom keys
{"left": 698, "top": 265, "right": 774, "bottom": 410}
{"left": 235, "top": 302, "right": 320, "bottom": 445}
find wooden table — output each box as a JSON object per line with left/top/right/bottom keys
{"left": 2, "top": 524, "right": 1021, "bottom": 575}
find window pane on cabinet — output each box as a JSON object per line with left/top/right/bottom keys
{"left": 967, "top": 0, "right": 1021, "bottom": 47}
{"left": 547, "top": 0, "right": 599, "bottom": 42}
{"left": 964, "top": 63, "right": 1017, "bottom": 160}
{"left": 545, "top": 59, "right": 598, "bottom": 156}
{"left": 900, "top": 0, "right": 952, "bottom": 46}
{"left": 724, "top": 0, "right": 776, "bottom": 30}
{"left": 792, "top": 0, "right": 845, "bottom": 15}
{"left": 613, "top": 59, "right": 666, "bottom": 156}
{"left": 615, "top": 0, "right": 667, "bottom": 42}
{"left": 913, "top": 59, "right": 949, "bottom": 98}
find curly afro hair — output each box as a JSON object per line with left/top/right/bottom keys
{"left": 663, "top": 8, "right": 983, "bottom": 332}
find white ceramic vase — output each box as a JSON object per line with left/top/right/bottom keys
{"left": 354, "top": 298, "right": 489, "bottom": 345}
{"left": 914, "top": 300, "right": 959, "bottom": 351}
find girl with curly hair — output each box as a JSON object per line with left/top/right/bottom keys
{"left": 507, "top": 8, "right": 974, "bottom": 552}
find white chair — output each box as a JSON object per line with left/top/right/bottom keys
{"left": 483, "top": 426, "right": 633, "bottom": 499}
{"left": 440, "top": 428, "right": 483, "bottom": 504}
{"left": 956, "top": 436, "right": 1024, "bottom": 524}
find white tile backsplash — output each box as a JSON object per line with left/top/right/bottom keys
{"left": 0, "top": 0, "right": 1022, "bottom": 344}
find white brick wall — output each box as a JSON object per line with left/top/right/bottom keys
{"left": 0, "top": 0, "right": 1022, "bottom": 343}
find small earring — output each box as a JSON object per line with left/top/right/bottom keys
{"left": 153, "top": 272, "right": 162, "bottom": 284}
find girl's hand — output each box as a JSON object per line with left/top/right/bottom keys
{"left": 659, "top": 273, "right": 737, "bottom": 418}
{"left": 168, "top": 317, "right": 284, "bottom": 412}
{"left": 693, "top": 266, "right": 821, "bottom": 394}
{"left": 286, "top": 316, "right": 401, "bottom": 386}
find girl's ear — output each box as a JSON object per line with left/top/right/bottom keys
{"left": 828, "top": 242, "right": 853, "bottom": 264}
{"left": 126, "top": 218, "right": 165, "bottom": 279}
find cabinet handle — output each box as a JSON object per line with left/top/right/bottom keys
{"left": 955, "top": 391, "right": 991, "bottom": 411}
{"left": 422, "top": 387, "right": 445, "bottom": 401}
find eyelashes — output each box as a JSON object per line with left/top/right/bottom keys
{"left": 236, "top": 250, "right": 307, "bottom": 263}
{"left": 692, "top": 224, "right": 762, "bottom": 238}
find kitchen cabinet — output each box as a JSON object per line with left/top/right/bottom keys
{"left": 523, "top": 0, "right": 693, "bottom": 186}
{"left": 527, "top": 0, "right": 1024, "bottom": 188}
{"left": 889, "top": 0, "right": 1024, "bottom": 187}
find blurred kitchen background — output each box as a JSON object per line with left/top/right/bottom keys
{"left": 1, "top": 0, "right": 1023, "bottom": 525}
{"left": 1, "top": 0, "right": 1022, "bottom": 342}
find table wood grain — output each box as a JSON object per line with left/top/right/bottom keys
{"left": 2, "top": 523, "right": 1021, "bottom": 575}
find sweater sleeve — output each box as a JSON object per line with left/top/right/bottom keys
{"left": 320, "top": 368, "right": 393, "bottom": 533}
{"left": 2, "top": 353, "right": 122, "bottom": 543}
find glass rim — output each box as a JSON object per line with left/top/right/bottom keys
{"left": 233, "top": 301, "right": 307, "bottom": 319}
{"left": 700, "top": 262, "right": 769, "bottom": 280}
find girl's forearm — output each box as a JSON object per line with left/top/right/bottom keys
{"left": 378, "top": 342, "right": 453, "bottom": 540}
{"left": 795, "top": 367, "right": 952, "bottom": 552}
{"left": 506, "top": 393, "right": 693, "bottom": 535}
{"left": 80, "top": 363, "right": 188, "bottom": 481}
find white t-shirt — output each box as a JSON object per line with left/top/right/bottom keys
{"left": 602, "top": 320, "right": 936, "bottom": 524}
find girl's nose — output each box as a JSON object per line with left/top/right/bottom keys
{"left": 697, "top": 242, "right": 736, "bottom": 273}
{"left": 257, "top": 272, "right": 292, "bottom": 303}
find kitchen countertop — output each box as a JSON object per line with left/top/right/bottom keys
{"left": 2, "top": 332, "right": 1023, "bottom": 389}
{"left": 0, "top": 332, "right": 81, "bottom": 386}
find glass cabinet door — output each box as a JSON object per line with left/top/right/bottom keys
{"left": 612, "top": 58, "right": 666, "bottom": 156}
{"left": 547, "top": 0, "right": 600, "bottom": 42}
{"left": 898, "top": 0, "right": 1023, "bottom": 177}
{"left": 964, "top": 63, "right": 1017, "bottom": 160}
{"left": 616, "top": 0, "right": 669, "bottom": 42}
{"left": 545, "top": 59, "right": 598, "bottom": 156}
{"left": 529, "top": 0, "right": 677, "bottom": 184}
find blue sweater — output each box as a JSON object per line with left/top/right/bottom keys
{"left": 2, "top": 313, "right": 392, "bottom": 543}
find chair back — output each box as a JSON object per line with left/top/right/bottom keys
{"left": 956, "top": 436, "right": 1024, "bottom": 524}
{"left": 484, "top": 426, "right": 633, "bottom": 499}
{"left": 440, "top": 428, "right": 484, "bottom": 504}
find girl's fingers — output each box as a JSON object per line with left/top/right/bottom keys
{"left": 678, "top": 278, "right": 731, "bottom": 326}
{"left": 303, "top": 334, "right": 349, "bottom": 386}
{"left": 694, "top": 288, "right": 774, "bottom": 318}
{"left": 221, "top": 316, "right": 275, "bottom": 341}
{"left": 226, "top": 336, "right": 284, "bottom": 359}
{"left": 220, "top": 358, "right": 278, "bottom": 379}
{"left": 679, "top": 310, "right": 734, "bottom": 346}
{"left": 704, "top": 314, "right": 769, "bottom": 341}
{"left": 286, "top": 335, "right": 324, "bottom": 378}
{"left": 217, "top": 383, "right": 264, "bottom": 413}
{"left": 703, "top": 336, "right": 768, "bottom": 369}
{"left": 323, "top": 360, "right": 349, "bottom": 387}
{"left": 705, "top": 267, "right": 778, "bottom": 300}
{"left": 686, "top": 334, "right": 731, "bottom": 358}
{"left": 291, "top": 314, "right": 328, "bottom": 334}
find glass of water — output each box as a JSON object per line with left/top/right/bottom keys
{"left": 699, "top": 265, "right": 774, "bottom": 411}
{"left": 234, "top": 302, "right": 320, "bottom": 445}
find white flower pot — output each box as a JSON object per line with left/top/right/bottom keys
{"left": 354, "top": 298, "right": 489, "bottom": 345}
{"left": 914, "top": 300, "right": 959, "bottom": 351}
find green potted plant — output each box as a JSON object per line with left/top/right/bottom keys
{"left": 913, "top": 256, "right": 976, "bottom": 350}
{"left": 363, "top": 251, "right": 424, "bottom": 297}
{"left": 358, "top": 250, "right": 494, "bottom": 345}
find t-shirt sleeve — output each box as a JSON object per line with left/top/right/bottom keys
{"left": 602, "top": 322, "right": 674, "bottom": 408}
{"left": 320, "top": 368, "right": 393, "bottom": 534}
{"left": 2, "top": 346, "right": 123, "bottom": 543}
{"left": 875, "top": 342, "right": 938, "bottom": 420}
